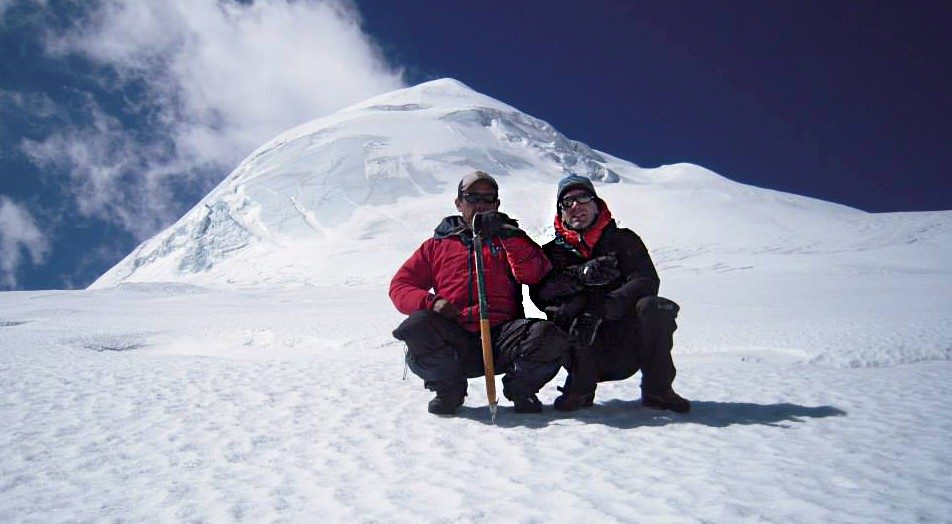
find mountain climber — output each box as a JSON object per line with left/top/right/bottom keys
{"left": 529, "top": 174, "right": 690, "bottom": 413}
{"left": 390, "top": 170, "right": 569, "bottom": 415}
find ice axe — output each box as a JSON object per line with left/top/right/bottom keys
{"left": 472, "top": 212, "right": 498, "bottom": 424}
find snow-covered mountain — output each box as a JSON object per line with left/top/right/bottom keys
{"left": 90, "top": 78, "right": 950, "bottom": 289}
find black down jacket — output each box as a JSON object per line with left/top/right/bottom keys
{"left": 529, "top": 219, "right": 660, "bottom": 329}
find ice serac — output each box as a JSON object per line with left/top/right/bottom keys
{"left": 90, "top": 78, "right": 952, "bottom": 290}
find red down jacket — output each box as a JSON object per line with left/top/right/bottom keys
{"left": 390, "top": 215, "right": 552, "bottom": 333}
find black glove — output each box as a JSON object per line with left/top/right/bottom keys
{"left": 473, "top": 211, "right": 514, "bottom": 237}
{"left": 574, "top": 255, "right": 621, "bottom": 287}
{"left": 569, "top": 311, "right": 603, "bottom": 347}
{"left": 544, "top": 295, "right": 587, "bottom": 325}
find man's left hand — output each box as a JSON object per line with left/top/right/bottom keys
{"left": 576, "top": 255, "right": 621, "bottom": 287}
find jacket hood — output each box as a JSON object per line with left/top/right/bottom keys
{"left": 433, "top": 215, "right": 469, "bottom": 239}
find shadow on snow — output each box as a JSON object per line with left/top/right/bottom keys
{"left": 454, "top": 400, "right": 846, "bottom": 429}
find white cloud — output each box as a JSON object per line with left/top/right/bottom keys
{"left": 0, "top": 89, "right": 57, "bottom": 119}
{"left": 0, "top": 195, "right": 50, "bottom": 288}
{"left": 23, "top": 0, "right": 404, "bottom": 239}
{"left": 20, "top": 92, "right": 183, "bottom": 238}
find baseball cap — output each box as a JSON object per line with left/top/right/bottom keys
{"left": 458, "top": 170, "right": 499, "bottom": 195}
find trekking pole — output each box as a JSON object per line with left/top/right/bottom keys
{"left": 472, "top": 213, "right": 498, "bottom": 424}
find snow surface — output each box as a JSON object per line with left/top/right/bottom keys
{"left": 1, "top": 281, "right": 949, "bottom": 522}
{"left": 2, "top": 79, "right": 951, "bottom": 521}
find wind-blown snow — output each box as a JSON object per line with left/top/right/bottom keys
{"left": 2, "top": 79, "right": 950, "bottom": 521}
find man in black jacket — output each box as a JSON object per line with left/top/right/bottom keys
{"left": 529, "top": 174, "right": 690, "bottom": 413}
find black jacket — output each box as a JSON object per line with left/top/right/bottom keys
{"left": 529, "top": 219, "right": 660, "bottom": 325}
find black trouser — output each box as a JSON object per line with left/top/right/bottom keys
{"left": 393, "top": 310, "right": 568, "bottom": 398}
{"left": 565, "top": 296, "right": 679, "bottom": 395}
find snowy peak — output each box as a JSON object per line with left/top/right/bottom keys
{"left": 90, "top": 79, "right": 951, "bottom": 289}
{"left": 347, "top": 77, "right": 516, "bottom": 113}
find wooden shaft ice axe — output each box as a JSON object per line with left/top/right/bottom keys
{"left": 472, "top": 213, "right": 498, "bottom": 424}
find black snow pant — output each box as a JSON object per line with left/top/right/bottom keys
{"left": 564, "top": 296, "right": 679, "bottom": 396}
{"left": 392, "top": 310, "right": 568, "bottom": 399}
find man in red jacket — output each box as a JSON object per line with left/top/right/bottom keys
{"left": 390, "top": 171, "right": 569, "bottom": 415}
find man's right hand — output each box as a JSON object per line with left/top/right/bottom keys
{"left": 433, "top": 298, "right": 461, "bottom": 320}
{"left": 544, "top": 294, "right": 587, "bottom": 324}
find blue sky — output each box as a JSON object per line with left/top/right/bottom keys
{"left": 1, "top": 0, "right": 949, "bottom": 290}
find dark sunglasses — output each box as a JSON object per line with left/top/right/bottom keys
{"left": 461, "top": 192, "right": 498, "bottom": 204}
{"left": 559, "top": 194, "right": 595, "bottom": 210}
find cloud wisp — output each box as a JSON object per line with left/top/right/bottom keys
{"left": 0, "top": 196, "right": 50, "bottom": 288}
{"left": 18, "top": 0, "right": 405, "bottom": 241}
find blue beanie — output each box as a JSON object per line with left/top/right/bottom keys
{"left": 557, "top": 174, "right": 597, "bottom": 202}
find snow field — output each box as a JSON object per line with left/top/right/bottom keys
{"left": 1, "top": 278, "right": 949, "bottom": 522}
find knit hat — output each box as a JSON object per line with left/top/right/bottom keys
{"left": 557, "top": 174, "right": 597, "bottom": 202}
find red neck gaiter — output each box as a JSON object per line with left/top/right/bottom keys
{"left": 553, "top": 199, "right": 613, "bottom": 259}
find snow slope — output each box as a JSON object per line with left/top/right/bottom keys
{"left": 2, "top": 79, "right": 950, "bottom": 521}
{"left": 90, "top": 78, "right": 950, "bottom": 290}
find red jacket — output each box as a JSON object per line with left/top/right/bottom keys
{"left": 390, "top": 216, "right": 552, "bottom": 332}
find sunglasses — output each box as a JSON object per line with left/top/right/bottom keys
{"left": 559, "top": 194, "right": 595, "bottom": 210}
{"left": 461, "top": 192, "right": 498, "bottom": 204}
